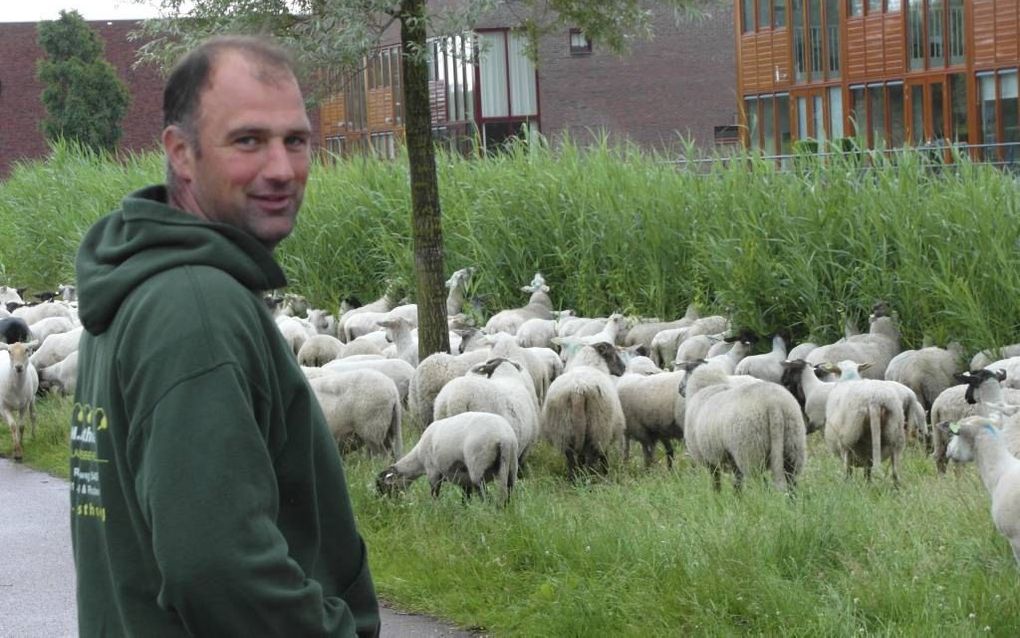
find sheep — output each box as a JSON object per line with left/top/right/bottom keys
{"left": 0, "top": 317, "right": 31, "bottom": 344}
{"left": 622, "top": 304, "right": 700, "bottom": 352}
{"left": 378, "top": 316, "right": 418, "bottom": 367}
{"left": 616, "top": 368, "right": 686, "bottom": 468}
{"left": 376, "top": 411, "right": 518, "bottom": 505}
{"left": 884, "top": 343, "right": 965, "bottom": 418}
{"left": 38, "top": 350, "right": 78, "bottom": 396}
{"left": 484, "top": 272, "right": 553, "bottom": 335}
{"left": 322, "top": 357, "right": 415, "bottom": 405}
{"left": 734, "top": 334, "right": 788, "bottom": 384}
{"left": 297, "top": 334, "right": 346, "bottom": 367}
{"left": 306, "top": 308, "right": 337, "bottom": 337}
{"left": 522, "top": 345, "right": 563, "bottom": 405}
{"left": 805, "top": 314, "right": 901, "bottom": 380}
{"left": 343, "top": 303, "right": 418, "bottom": 343}
{"left": 407, "top": 348, "right": 491, "bottom": 429}
{"left": 308, "top": 368, "right": 402, "bottom": 459}
{"left": 680, "top": 363, "right": 806, "bottom": 492}
{"left": 939, "top": 415, "right": 1020, "bottom": 566}
{"left": 30, "top": 326, "right": 82, "bottom": 370}
{"left": 26, "top": 316, "right": 75, "bottom": 345}
{"left": 342, "top": 333, "right": 386, "bottom": 357}
{"left": 650, "top": 313, "right": 729, "bottom": 368}
{"left": 980, "top": 355, "right": 1020, "bottom": 389}
{"left": 336, "top": 284, "right": 401, "bottom": 341}
{"left": 275, "top": 315, "right": 316, "bottom": 357}
{"left": 823, "top": 360, "right": 906, "bottom": 485}
{"left": 556, "top": 314, "right": 628, "bottom": 355}
{"left": 433, "top": 357, "right": 540, "bottom": 471}
{"left": 971, "top": 344, "right": 1020, "bottom": 371}
{"left": 929, "top": 369, "right": 1020, "bottom": 474}
{"left": 515, "top": 310, "right": 574, "bottom": 349}
{"left": 445, "top": 266, "right": 475, "bottom": 316}
{"left": 779, "top": 359, "right": 836, "bottom": 433}
{"left": 540, "top": 342, "right": 626, "bottom": 479}
{"left": 787, "top": 341, "right": 818, "bottom": 361}
{"left": 0, "top": 340, "right": 40, "bottom": 461}
{"left": 672, "top": 333, "right": 721, "bottom": 368}
{"left": 12, "top": 300, "right": 76, "bottom": 326}
{"left": 701, "top": 331, "right": 756, "bottom": 376}
{"left": 0, "top": 286, "right": 24, "bottom": 307}
{"left": 828, "top": 360, "right": 929, "bottom": 445}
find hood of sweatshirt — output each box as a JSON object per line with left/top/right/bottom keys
{"left": 76, "top": 185, "right": 287, "bottom": 335}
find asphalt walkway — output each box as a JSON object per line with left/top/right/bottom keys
{"left": 0, "top": 459, "right": 479, "bottom": 637}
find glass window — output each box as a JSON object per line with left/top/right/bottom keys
{"left": 742, "top": 0, "right": 755, "bottom": 32}
{"left": 745, "top": 97, "right": 760, "bottom": 149}
{"left": 932, "top": 81, "right": 945, "bottom": 140}
{"left": 889, "top": 84, "right": 905, "bottom": 147}
{"left": 814, "top": 94, "right": 826, "bottom": 141}
{"left": 909, "top": 0, "right": 924, "bottom": 70}
{"left": 928, "top": 0, "right": 944, "bottom": 65}
{"left": 774, "top": 0, "right": 786, "bottom": 26}
{"left": 479, "top": 32, "right": 509, "bottom": 118}
{"left": 763, "top": 97, "right": 776, "bottom": 155}
{"left": 829, "top": 86, "right": 844, "bottom": 138}
{"left": 759, "top": 0, "right": 771, "bottom": 29}
{"left": 850, "top": 0, "right": 863, "bottom": 16}
{"left": 798, "top": 96, "right": 809, "bottom": 138}
{"left": 809, "top": 0, "right": 823, "bottom": 75}
{"left": 508, "top": 33, "right": 537, "bottom": 117}
{"left": 793, "top": 0, "right": 806, "bottom": 81}
{"left": 851, "top": 85, "right": 866, "bottom": 138}
{"left": 980, "top": 74, "right": 997, "bottom": 158}
{"left": 886, "top": 0, "right": 901, "bottom": 10}
{"left": 778, "top": 94, "right": 792, "bottom": 155}
{"left": 911, "top": 84, "right": 925, "bottom": 144}
{"left": 1002, "top": 72, "right": 1019, "bottom": 157}
{"left": 569, "top": 29, "right": 592, "bottom": 54}
{"left": 826, "top": 0, "right": 840, "bottom": 77}
{"left": 868, "top": 0, "right": 881, "bottom": 12}
{"left": 948, "top": 0, "right": 964, "bottom": 65}
{"left": 949, "top": 73, "right": 967, "bottom": 143}
{"left": 869, "top": 85, "right": 886, "bottom": 147}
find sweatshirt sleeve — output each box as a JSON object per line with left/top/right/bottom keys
{"left": 131, "top": 362, "right": 363, "bottom": 637}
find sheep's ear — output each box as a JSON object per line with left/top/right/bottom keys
{"left": 954, "top": 371, "right": 972, "bottom": 383}
{"left": 0, "top": 342, "right": 9, "bottom": 352}
{"left": 24, "top": 340, "right": 39, "bottom": 352}
{"left": 995, "top": 369, "right": 1008, "bottom": 382}
{"left": 858, "top": 362, "right": 873, "bottom": 372}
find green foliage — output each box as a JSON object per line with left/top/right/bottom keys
{"left": 36, "top": 10, "right": 131, "bottom": 152}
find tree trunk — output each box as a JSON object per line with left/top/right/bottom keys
{"left": 400, "top": 0, "right": 450, "bottom": 359}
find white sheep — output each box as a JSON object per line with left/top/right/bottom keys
{"left": 378, "top": 316, "right": 418, "bottom": 367}
{"left": 805, "top": 314, "right": 901, "bottom": 380}
{"left": 308, "top": 368, "right": 402, "bottom": 459}
{"left": 445, "top": 266, "right": 475, "bottom": 316}
{"left": 30, "top": 325, "right": 82, "bottom": 370}
{"left": 980, "top": 355, "right": 1020, "bottom": 389}
{"left": 929, "top": 369, "right": 1020, "bottom": 473}
{"left": 672, "top": 333, "right": 721, "bottom": 368}
{"left": 823, "top": 360, "right": 906, "bottom": 485}
{"left": 681, "top": 363, "right": 805, "bottom": 492}
{"left": 779, "top": 359, "right": 836, "bottom": 434}
{"left": 38, "top": 350, "right": 78, "bottom": 396}
{"left": 622, "top": 304, "right": 700, "bottom": 352}
{"left": 343, "top": 303, "right": 417, "bottom": 343}
{"left": 616, "top": 369, "right": 686, "bottom": 468}
{"left": 275, "top": 315, "right": 316, "bottom": 356}
{"left": 884, "top": 343, "right": 966, "bottom": 417}
{"left": 0, "top": 340, "right": 40, "bottom": 461}
{"left": 322, "top": 357, "right": 415, "bottom": 405}
{"left": 433, "top": 357, "right": 540, "bottom": 471}
{"left": 940, "top": 415, "right": 1020, "bottom": 566}
{"left": 305, "top": 308, "right": 337, "bottom": 338}
{"left": 27, "top": 316, "right": 76, "bottom": 345}
{"left": 484, "top": 272, "right": 553, "bottom": 335}
{"left": 297, "top": 334, "right": 346, "bottom": 367}
{"left": 407, "top": 348, "right": 491, "bottom": 429}
{"left": 12, "top": 300, "right": 76, "bottom": 326}
{"left": 734, "top": 334, "right": 788, "bottom": 384}
{"left": 971, "top": 344, "right": 1020, "bottom": 371}
{"left": 376, "top": 411, "right": 518, "bottom": 505}
{"left": 336, "top": 283, "right": 402, "bottom": 341}
{"left": 540, "top": 342, "right": 626, "bottom": 479}
{"left": 342, "top": 333, "right": 387, "bottom": 358}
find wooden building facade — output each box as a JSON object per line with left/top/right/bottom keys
{"left": 735, "top": 0, "right": 1020, "bottom": 160}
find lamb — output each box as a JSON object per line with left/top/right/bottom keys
{"left": 297, "top": 334, "right": 346, "bottom": 367}
{"left": 805, "top": 314, "right": 901, "bottom": 379}
{"left": 407, "top": 348, "right": 491, "bottom": 429}
{"left": 483, "top": 272, "right": 554, "bottom": 335}
{"left": 939, "top": 415, "right": 1020, "bottom": 566}
{"left": 823, "top": 360, "right": 906, "bottom": 485}
{"left": 445, "top": 266, "right": 475, "bottom": 316}
{"left": 929, "top": 369, "right": 1020, "bottom": 473}
{"left": 433, "top": 357, "right": 540, "bottom": 470}
{"left": 0, "top": 340, "right": 40, "bottom": 461}
{"left": 308, "top": 368, "right": 402, "bottom": 459}
{"left": 734, "top": 334, "right": 788, "bottom": 384}
{"left": 540, "top": 342, "right": 626, "bottom": 479}
{"left": 322, "top": 357, "right": 415, "bottom": 405}
{"left": 38, "top": 350, "right": 79, "bottom": 396}
{"left": 616, "top": 368, "right": 686, "bottom": 468}
{"left": 884, "top": 342, "right": 965, "bottom": 418}
{"left": 343, "top": 303, "right": 417, "bottom": 343}
{"left": 30, "top": 326, "right": 82, "bottom": 370}
{"left": 378, "top": 316, "right": 418, "bottom": 367}
{"left": 680, "top": 363, "right": 806, "bottom": 492}
{"left": 376, "top": 411, "right": 518, "bottom": 505}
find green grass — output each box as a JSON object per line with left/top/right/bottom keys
{"left": 9, "top": 397, "right": 1020, "bottom": 636}
{"left": 5, "top": 140, "right": 1020, "bottom": 635}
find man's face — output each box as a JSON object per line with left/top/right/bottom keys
{"left": 165, "top": 50, "right": 312, "bottom": 249}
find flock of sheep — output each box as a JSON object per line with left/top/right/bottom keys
{"left": 3, "top": 270, "right": 1020, "bottom": 566}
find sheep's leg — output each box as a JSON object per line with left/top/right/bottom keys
{"left": 841, "top": 450, "right": 852, "bottom": 481}
{"left": 662, "top": 439, "right": 676, "bottom": 470}
{"left": 732, "top": 469, "right": 744, "bottom": 494}
{"left": 868, "top": 403, "right": 884, "bottom": 482}
{"left": 29, "top": 400, "right": 36, "bottom": 439}
{"left": 565, "top": 449, "right": 578, "bottom": 481}
{"left": 934, "top": 437, "right": 948, "bottom": 474}
{"left": 623, "top": 437, "right": 631, "bottom": 463}
{"left": 641, "top": 441, "right": 656, "bottom": 469}
{"left": 429, "top": 477, "right": 444, "bottom": 499}
{"left": 889, "top": 449, "right": 901, "bottom": 489}
{"left": 709, "top": 466, "right": 722, "bottom": 492}
{"left": 6, "top": 414, "right": 23, "bottom": 462}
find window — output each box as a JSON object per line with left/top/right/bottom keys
{"left": 774, "top": 0, "right": 786, "bottom": 27}
{"left": 745, "top": 97, "right": 760, "bottom": 149}
{"left": 869, "top": 84, "right": 886, "bottom": 147}
{"left": 325, "top": 135, "right": 345, "bottom": 157}
{"left": 889, "top": 83, "right": 906, "bottom": 147}
{"left": 829, "top": 86, "right": 844, "bottom": 138}
{"left": 950, "top": 73, "right": 968, "bottom": 143}
{"left": 793, "top": 0, "right": 806, "bottom": 81}
{"left": 742, "top": 0, "right": 755, "bottom": 32}
{"left": 909, "top": 0, "right": 964, "bottom": 70}
{"left": 569, "top": 29, "right": 591, "bottom": 55}
{"left": 826, "top": 0, "right": 840, "bottom": 77}
{"left": 370, "top": 132, "right": 395, "bottom": 159}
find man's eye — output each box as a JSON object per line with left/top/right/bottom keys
{"left": 235, "top": 136, "right": 260, "bottom": 148}
{"left": 286, "top": 135, "right": 309, "bottom": 149}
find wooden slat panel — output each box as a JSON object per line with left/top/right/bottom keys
{"left": 973, "top": 0, "right": 997, "bottom": 66}
{"left": 995, "top": 0, "right": 1019, "bottom": 63}
{"left": 773, "top": 29, "right": 792, "bottom": 87}
{"left": 366, "top": 88, "right": 393, "bottom": 129}
{"left": 741, "top": 36, "right": 760, "bottom": 92}
{"left": 846, "top": 19, "right": 867, "bottom": 81}
{"left": 864, "top": 15, "right": 884, "bottom": 76}
{"left": 757, "top": 35, "right": 773, "bottom": 89}
{"left": 883, "top": 14, "right": 904, "bottom": 75}
{"left": 319, "top": 95, "right": 346, "bottom": 135}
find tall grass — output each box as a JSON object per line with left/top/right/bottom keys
{"left": 5, "top": 140, "right": 1020, "bottom": 634}
{"left": 3, "top": 139, "right": 1019, "bottom": 350}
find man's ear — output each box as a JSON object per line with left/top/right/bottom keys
{"left": 163, "top": 125, "right": 196, "bottom": 183}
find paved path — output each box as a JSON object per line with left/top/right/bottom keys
{"left": 0, "top": 459, "right": 478, "bottom": 637}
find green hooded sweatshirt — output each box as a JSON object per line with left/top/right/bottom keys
{"left": 71, "top": 185, "right": 379, "bottom": 637}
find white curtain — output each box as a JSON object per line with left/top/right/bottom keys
{"left": 508, "top": 33, "right": 537, "bottom": 117}
{"left": 479, "top": 32, "right": 508, "bottom": 118}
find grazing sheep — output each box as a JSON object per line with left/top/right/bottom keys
{"left": 376, "top": 411, "right": 518, "bottom": 505}
{"left": 616, "top": 369, "right": 686, "bottom": 468}
{"left": 309, "top": 368, "right": 402, "bottom": 459}
{"left": 407, "top": 348, "right": 491, "bottom": 429}
{"left": 623, "top": 304, "right": 700, "bottom": 352}
{"left": 806, "top": 314, "right": 901, "bottom": 380}
{"left": 0, "top": 317, "right": 31, "bottom": 344}
{"left": 322, "top": 357, "right": 415, "bottom": 405}
{"left": 38, "top": 350, "right": 78, "bottom": 396}
{"left": 734, "top": 334, "right": 788, "bottom": 384}
{"left": 884, "top": 343, "right": 966, "bottom": 418}
{"left": 30, "top": 326, "right": 82, "bottom": 370}
{"left": 672, "top": 333, "right": 721, "bottom": 368}
{"left": 540, "top": 342, "right": 626, "bottom": 479}
{"left": 681, "top": 363, "right": 806, "bottom": 492}
{"left": 336, "top": 283, "right": 402, "bottom": 341}
{"left": 433, "top": 357, "right": 540, "bottom": 471}
{"left": 0, "top": 340, "right": 40, "bottom": 461}
{"left": 823, "top": 360, "right": 906, "bottom": 485}
{"left": 343, "top": 303, "right": 417, "bottom": 343}
{"left": 297, "top": 334, "right": 345, "bottom": 367}
{"left": 971, "top": 344, "right": 1020, "bottom": 371}
{"left": 484, "top": 272, "right": 554, "bottom": 335}
{"left": 929, "top": 369, "right": 1020, "bottom": 473}
{"left": 940, "top": 416, "right": 1020, "bottom": 567}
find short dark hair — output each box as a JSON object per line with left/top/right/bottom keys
{"left": 163, "top": 35, "right": 299, "bottom": 134}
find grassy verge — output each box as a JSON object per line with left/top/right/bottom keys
{"left": 9, "top": 396, "right": 1020, "bottom": 636}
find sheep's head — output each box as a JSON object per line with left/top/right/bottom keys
{"left": 445, "top": 267, "right": 475, "bottom": 289}
{"left": 0, "top": 340, "right": 38, "bottom": 374}
{"left": 956, "top": 369, "right": 1007, "bottom": 404}
{"left": 376, "top": 466, "right": 414, "bottom": 496}
{"left": 471, "top": 357, "right": 522, "bottom": 378}
{"left": 938, "top": 416, "right": 1000, "bottom": 464}
{"left": 592, "top": 342, "right": 626, "bottom": 376}
{"left": 723, "top": 328, "right": 758, "bottom": 346}
{"left": 779, "top": 359, "right": 808, "bottom": 406}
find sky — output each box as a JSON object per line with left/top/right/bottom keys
{"left": 0, "top": 1, "right": 165, "bottom": 23}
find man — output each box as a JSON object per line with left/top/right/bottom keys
{"left": 70, "top": 36, "right": 380, "bottom": 636}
